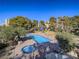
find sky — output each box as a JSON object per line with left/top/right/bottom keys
{"left": 0, "top": 0, "right": 79, "bottom": 25}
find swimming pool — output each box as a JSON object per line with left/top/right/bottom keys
{"left": 26, "top": 34, "right": 50, "bottom": 44}
{"left": 22, "top": 34, "right": 50, "bottom": 54}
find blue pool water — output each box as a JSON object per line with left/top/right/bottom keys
{"left": 22, "top": 45, "right": 36, "bottom": 53}
{"left": 27, "top": 34, "right": 49, "bottom": 44}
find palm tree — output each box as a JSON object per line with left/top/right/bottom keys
{"left": 40, "top": 20, "right": 45, "bottom": 26}
{"left": 39, "top": 20, "right": 45, "bottom": 31}
{"left": 32, "top": 20, "right": 38, "bottom": 27}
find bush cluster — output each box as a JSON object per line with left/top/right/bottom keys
{"left": 56, "top": 32, "right": 75, "bottom": 52}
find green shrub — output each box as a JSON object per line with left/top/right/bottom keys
{"left": 56, "top": 32, "right": 75, "bottom": 52}
{"left": 58, "top": 27, "right": 62, "bottom": 32}
{"left": 0, "top": 26, "right": 27, "bottom": 43}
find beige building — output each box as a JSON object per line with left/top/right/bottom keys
{"left": 45, "top": 21, "right": 50, "bottom": 28}
{"left": 5, "top": 19, "right": 9, "bottom": 26}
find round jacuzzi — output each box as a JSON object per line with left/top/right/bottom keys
{"left": 22, "top": 45, "right": 36, "bottom": 54}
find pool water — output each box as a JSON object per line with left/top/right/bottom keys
{"left": 27, "top": 34, "right": 50, "bottom": 44}
{"left": 22, "top": 45, "right": 36, "bottom": 53}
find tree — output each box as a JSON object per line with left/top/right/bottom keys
{"left": 73, "top": 16, "right": 79, "bottom": 28}
{"left": 39, "top": 20, "right": 46, "bottom": 31}
{"left": 58, "top": 17, "right": 65, "bottom": 31}
{"left": 9, "top": 16, "right": 32, "bottom": 29}
{"left": 24, "top": 20, "right": 32, "bottom": 30}
{"left": 63, "top": 16, "right": 71, "bottom": 31}
{"left": 39, "top": 20, "right": 45, "bottom": 27}
{"left": 58, "top": 16, "right": 71, "bottom": 32}
{"left": 49, "top": 17, "right": 56, "bottom": 31}
{"left": 32, "top": 20, "right": 38, "bottom": 27}
{"left": 70, "top": 16, "right": 79, "bottom": 36}
{"left": 49, "top": 17, "right": 56, "bottom": 26}
{"left": 0, "top": 26, "right": 15, "bottom": 43}
{"left": 14, "top": 27, "right": 26, "bottom": 36}
{"left": 0, "top": 26, "right": 26, "bottom": 44}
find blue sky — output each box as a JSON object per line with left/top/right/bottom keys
{"left": 0, "top": 0, "right": 79, "bottom": 25}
